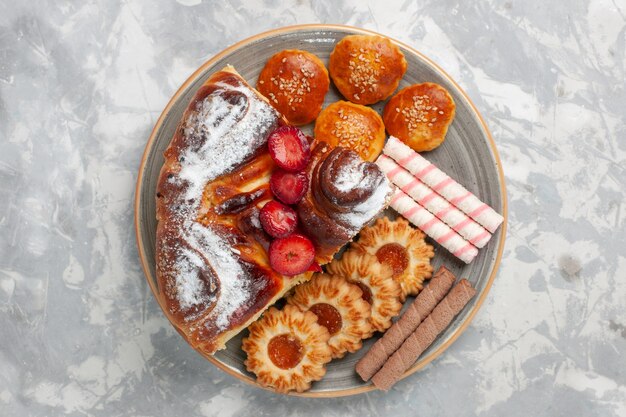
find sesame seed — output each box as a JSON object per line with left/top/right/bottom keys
{"left": 331, "top": 108, "right": 374, "bottom": 153}
{"left": 263, "top": 65, "right": 315, "bottom": 110}
{"left": 401, "top": 94, "right": 444, "bottom": 132}
{"left": 282, "top": 57, "right": 287, "bottom": 63}
{"left": 259, "top": 80, "right": 264, "bottom": 84}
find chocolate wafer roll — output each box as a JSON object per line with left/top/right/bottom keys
{"left": 355, "top": 266, "right": 456, "bottom": 381}
{"left": 371, "top": 279, "right": 476, "bottom": 390}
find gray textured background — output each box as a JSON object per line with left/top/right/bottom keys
{"left": 1, "top": 0, "right": 625, "bottom": 416}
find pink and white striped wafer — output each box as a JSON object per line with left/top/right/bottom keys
{"left": 377, "top": 155, "right": 492, "bottom": 248}
{"left": 384, "top": 136, "right": 504, "bottom": 233}
{"left": 390, "top": 189, "right": 479, "bottom": 264}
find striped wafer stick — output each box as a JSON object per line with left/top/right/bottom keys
{"left": 377, "top": 155, "right": 492, "bottom": 248}
{"left": 384, "top": 136, "right": 504, "bottom": 233}
{"left": 390, "top": 189, "right": 478, "bottom": 263}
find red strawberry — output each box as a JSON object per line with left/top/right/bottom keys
{"left": 259, "top": 200, "right": 298, "bottom": 238}
{"left": 267, "top": 126, "right": 311, "bottom": 171}
{"left": 307, "top": 262, "right": 322, "bottom": 272}
{"left": 270, "top": 169, "right": 309, "bottom": 205}
{"left": 269, "top": 234, "right": 316, "bottom": 276}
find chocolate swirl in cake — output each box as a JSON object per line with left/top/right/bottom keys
{"left": 155, "top": 68, "right": 285, "bottom": 351}
{"left": 298, "top": 144, "right": 393, "bottom": 264}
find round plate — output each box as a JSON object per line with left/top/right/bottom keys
{"left": 135, "top": 24, "right": 507, "bottom": 397}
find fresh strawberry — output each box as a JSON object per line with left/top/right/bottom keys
{"left": 307, "top": 262, "right": 322, "bottom": 273}
{"left": 267, "top": 126, "right": 311, "bottom": 171}
{"left": 259, "top": 200, "right": 298, "bottom": 238}
{"left": 270, "top": 169, "right": 309, "bottom": 205}
{"left": 269, "top": 234, "right": 315, "bottom": 276}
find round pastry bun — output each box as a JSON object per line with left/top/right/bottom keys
{"left": 329, "top": 35, "right": 407, "bottom": 105}
{"left": 257, "top": 49, "right": 330, "bottom": 125}
{"left": 314, "top": 101, "right": 385, "bottom": 162}
{"left": 383, "top": 83, "right": 456, "bottom": 152}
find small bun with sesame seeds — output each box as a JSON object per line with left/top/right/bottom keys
{"left": 314, "top": 101, "right": 385, "bottom": 162}
{"left": 257, "top": 49, "right": 330, "bottom": 125}
{"left": 329, "top": 35, "right": 407, "bottom": 105}
{"left": 383, "top": 83, "right": 456, "bottom": 152}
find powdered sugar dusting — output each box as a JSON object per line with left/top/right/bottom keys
{"left": 163, "top": 72, "right": 280, "bottom": 330}
{"left": 175, "top": 247, "right": 213, "bottom": 310}
{"left": 334, "top": 155, "right": 393, "bottom": 227}
{"left": 186, "top": 222, "right": 249, "bottom": 329}
{"left": 340, "top": 173, "right": 392, "bottom": 227}
{"left": 178, "top": 81, "right": 277, "bottom": 201}
{"left": 334, "top": 162, "right": 364, "bottom": 192}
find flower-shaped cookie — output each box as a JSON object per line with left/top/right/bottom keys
{"left": 288, "top": 273, "right": 372, "bottom": 358}
{"left": 327, "top": 251, "right": 402, "bottom": 333}
{"left": 352, "top": 217, "right": 434, "bottom": 300}
{"left": 242, "top": 305, "right": 332, "bottom": 393}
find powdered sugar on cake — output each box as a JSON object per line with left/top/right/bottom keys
{"left": 340, "top": 176, "right": 393, "bottom": 228}
{"left": 166, "top": 76, "right": 279, "bottom": 330}
{"left": 334, "top": 162, "right": 363, "bottom": 192}
{"left": 179, "top": 81, "right": 278, "bottom": 201}
{"left": 174, "top": 247, "right": 215, "bottom": 310}
{"left": 185, "top": 222, "right": 251, "bottom": 329}
{"left": 331, "top": 152, "right": 394, "bottom": 228}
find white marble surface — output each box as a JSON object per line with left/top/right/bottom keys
{"left": 1, "top": 0, "right": 625, "bottom": 416}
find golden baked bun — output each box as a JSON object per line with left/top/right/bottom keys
{"left": 313, "top": 101, "right": 385, "bottom": 161}
{"left": 257, "top": 49, "right": 330, "bottom": 125}
{"left": 329, "top": 35, "right": 407, "bottom": 105}
{"left": 383, "top": 82, "right": 456, "bottom": 152}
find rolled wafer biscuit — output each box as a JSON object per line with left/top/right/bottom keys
{"left": 377, "top": 155, "right": 492, "bottom": 248}
{"left": 371, "top": 279, "right": 476, "bottom": 390}
{"left": 384, "top": 136, "right": 503, "bottom": 233}
{"left": 356, "top": 266, "right": 456, "bottom": 381}
{"left": 391, "top": 189, "right": 478, "bottom": 264}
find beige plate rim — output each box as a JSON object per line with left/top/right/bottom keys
{"left": 134, "top": 23, "right": 508, "bottom": 398}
